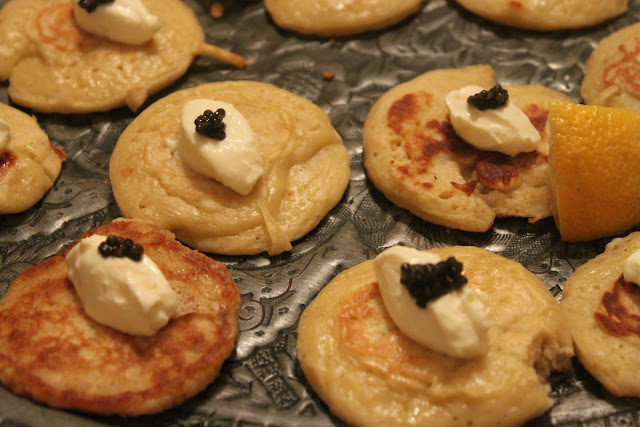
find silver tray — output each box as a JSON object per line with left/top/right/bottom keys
{"left": 2, "top": 0, "right": 640, "bottom": 425}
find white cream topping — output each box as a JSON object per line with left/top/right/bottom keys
{"left": 65, "top": 234, "right": 178, "bottom": 336}
{"left": 72, "top": 0, "right": 161, "bottom": 45}
{"left": 373, "top": 246, "right": 489, "bottom": 359}
{"left": 623, "top": 249, "right": 640, "bottom": 284}
{"left": 0, "top": 119, "right": 10, "bottom": 155}
{"left": 177, "top": 99, "right": 264, "bottom": 195}
{"left": 445, "top": 85, "right": 541, "bottom": 157}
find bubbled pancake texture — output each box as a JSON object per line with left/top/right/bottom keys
{"left": 0, "top": 103, "right": 64, "bottom": 214}
{"left": 454, "top": 0, "right": 627, "bottom": 31}
{"left": 0, "top": 219, "right": 240, "bottom": 416}
{"left": 363, "top": 64, "right": 573, "bottom": 232}
{"left": 297, "top": 246, "right": 573, "bottom": 426}
{"left": 263, "top": 0, "right": 425, "bottom": 37}
{"left": 109, "top": 81, "right": 350, "bottom": 256}
{"left": 582, "top": 22, "right": 640, "bottom": 113}
{"left": 0, "top": 0, "right": 203, "bottom": 113}
{"left": 562, "top": 231, "right": 640, "bottom": 397}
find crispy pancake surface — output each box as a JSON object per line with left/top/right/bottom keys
{"left": 297, "top": 246, "right": 574, "bottom": 426}
{"left": 109, "top": 81, "right": 350, "bottom": 256}
{"left": 363, "top": 64, "right": 573, "bottom": 232}
{"left": 0, "top": 103, "right": 65, "bottom": 214}
{"left": 453, "top": 0, "right": 627, "bottom": 31}
{"left": 0, "top": 219, "right": 240, "bottom": 416}
{"left": 0, "top": 0, "right": 203, "bottom": 113}
{"left": 562, "top": 232, "right": 640, "bottom": 397}
{"left": 263, "top": 0, "right": 425, "bottom": 37}
{"left": 582, "top": 22, "right": 640, "bottom": 113}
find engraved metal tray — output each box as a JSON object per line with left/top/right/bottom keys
{"left": 2, "top": 0, "right": 640, "bottom": 425}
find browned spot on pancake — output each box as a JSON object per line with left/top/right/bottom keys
{"left": 595, "top": 275, "right": 640, "bottom": 336}
{"left": 509, "top": 1, "right": 523, "bottom": 8}
{"left": 388, "top": 93, "right": 420, "bottom": 135}
{"left": 52, "top": 145, "right": 67, "bottom": 161}
{"left": 0, "top": 151, "right": 17, "bottom": 180}
{"left": 35, "top": 2, "right": 87, "bottom": 53}
{"left": 522, "top": 104, "right": 549, "bottom": 139}
{"left": 451, "top": 180, "right": 477, "bottom": 196}
{"left": 604, "top": 44, "right": 640, "bottom": 94}
{"left": 338, "top": 282, "right": 457, "bottom": 382}
{"left": 476, "top": 152, "right": 519, "bottom": 189}
{"left": 120, "top": 167, "right": 134, "bottom": 177}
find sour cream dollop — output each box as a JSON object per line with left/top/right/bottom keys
{"left": 445, "top": 85, "right": 541, "bottom": 157}
{"left": 0, "top": 119, "right": 10, "bottom": 155}
{"left": 73, "top": 0, "right": 161, "bottom": 45}
{"left": 623, "top": 249, "right": 640, "bottom": 284}
{"left": 373, "top": 246, "right": 489, "bottom": 358}
{"left": 177, "top": 99, "right": 264, "bottom": 195}
{"left": 66, "top": 234, "right": 178, "bottom": 336}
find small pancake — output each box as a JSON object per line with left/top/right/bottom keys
{"left": 297, "top": 246, "right": 573, "bottom": 426}
{"left": 582, "top": 22, "right": 640, "bottom": 113}
{"left": 363, "top": 64, "right": 573, "bottom": 232}
{"left": 109, "top": 81, "right": 350, "bottom": 256}
{"left": 453, "top": 0, "right": 627, "bottom": 31}
{"left": 0, "top": 103, "right": 65, "bottom": 214}
{"left": 0, "top": 0, "right": 203, "bottom": 113}
{"left": 263, "top": 0, "right": 425, "bottom": 37}
{"left": 0, "top": 218, "right": 240, "bottom": 416}
{"left": 562, "top": 232, "right": 640, "bottom": 397}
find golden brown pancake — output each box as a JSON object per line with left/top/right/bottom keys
{"left": 453, "top": 0, "right": 627, "bottom": 31}
{"left": 0, "top": 103, "right": 65, "bottom": 214}
{"left": 0, "top": 0, "right": 203, "bottom": 113}
{"left": 562, "top": 232, "right": 640, "bottom": 397}
{"left": 263, "top": 0, "right": 425, "bottom": 37}
{"left": 109, "top": 81, "right": 350, "bottom": 256}
{"left": 363, "top": 64, "right": 573, "bottom": 232}
{"left": 297, "top": 246, "right": 574, "bottom": 426}
{"left": 0, "top": 218, "right": 240, "bottom": 416}
{"left": 582, "top": 22, "right": 640, "bottom": 113}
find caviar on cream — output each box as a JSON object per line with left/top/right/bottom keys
{"left": 445, "top": 85, "right": 541, "bottom": 157}
{"left": 176, "top": 99, "right": 264, "bottom": 195}
{"left": 73, "top": 0, "right": 161, "bottom": 45}
{"left": 373, "top": 246, "right": 489, "bottom": 358}
{"left": 0, "top": 119, "right": 10, "bottom": 155}
{"left": 623, "top": 248, "right": 640, "bottom": 284}
{"left": 66, "top": 234, "right": 178, "bottom": 336}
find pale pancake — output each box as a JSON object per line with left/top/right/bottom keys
{"left": 363, "top": 64, "right": 573, "bottom": 232}
{"left": 0, "top": 103, "right": 65, "bottom": 214}
{"left": 263, "top": 0, "right": 425, "bottom": 37}
{"left": 582, "top": 22, "right": 640, "bottom": 113}
{"left": 0, "top": 0, "right": 203, "bottom": 113}
{"left": 454, "top": 0, "right": 627, "bottom": 31}
{"left": 109, "top": 81, "right": 350, "bottom": 256}
{"left": 0, "top": 218, "right": 240, "bottom": 416}
{"left": 562, "top": 232, "right": 640, "bottom": 397}
{"left": 298, "top": 246, "right": 573, "bottom": 426}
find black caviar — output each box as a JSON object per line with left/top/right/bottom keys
{"left": 195, "top": 108, "right": 226, "bottom": 140}
{"left": 98, "top": 235, "right": 144, "bottom": 262}
{"left": 77, "top": 0, "right": 115, "bottom": 13}
{"left": 400, "top": 257, "right": 467, "bottom": 308}
{"left": 467, "top": 85, "right": 509, "bottom": 111}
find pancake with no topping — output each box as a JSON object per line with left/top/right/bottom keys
{"left": 264, "top": 0, "right": 425, "bottom": 37}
